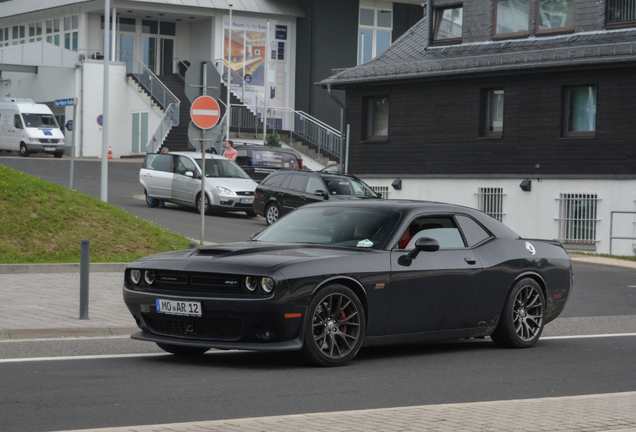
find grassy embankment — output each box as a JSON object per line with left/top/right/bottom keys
{"left": 0, "top": 164, "right": 192, "bottom": 264}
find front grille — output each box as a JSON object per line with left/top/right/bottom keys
{"left": 236, "top": 191, "right": 254, "bottom": 196}
{"left": 39, "top": 139, "right": 60, "bottom": 144}
{"left": 144, "top": 313, "right": 242, "bottom": 341}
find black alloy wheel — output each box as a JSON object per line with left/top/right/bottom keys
{"left": 491, "top": 278, "right": 545, "bottom": 348}
{"left": 302, "top": 284, "right": 366, "bottom": 367}
{"left": 265, "top": 202, "right": 280, "bottom": 225}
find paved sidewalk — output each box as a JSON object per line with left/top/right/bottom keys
{"left": 63, "top": 391, "right": 636, "bottom": 432}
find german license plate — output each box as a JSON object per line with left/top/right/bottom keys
{"left": 44, "top": 147, "right": 56, "bottom": 152}
{"left": 155, "top": 299, "right": 201, "bottom": 317}
{"left": 240, "top": 198, "right": 253, "bottom": 204}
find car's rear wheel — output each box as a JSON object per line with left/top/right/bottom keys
{"left": 491, "top": 278, "right": 545, "bottom": 348}
{"left": 145, "top": 190, "right": 158, "bottom": 208}
{"left": 19, "top": 143, "right": 30, "bottom": 157}
{"left": 156, "top": 343, "right": 209, "bottom": 356}
{"left": 196, "top": 193, "right": 212, "bottom": 215}
{"left": 302, "top": 284, "right": 366, "bottom": 367}
{"left": 265, "top": 202, "right": 280, "bottom": 225}
{"left": 53, "top": 152, "right": 64, "bottom": 158}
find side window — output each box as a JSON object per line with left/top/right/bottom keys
{"left": 400, "top": 216, "right": 466, "bottom": 249}
{"left": 288, "top": 174, "right": 308, "bottom": 192}
{"left": 456, "top": 215, "right": 493, "bottom": 247}
{"left": 146, "top": 154, "right": 174, "bottom": 173}
{"left": 14, "top": 114, "right": 22, "bottom": 129}
{"left": 175, "top": 156, "right": 197, "bottom": 176}
{"left": 262, "top": 173, "right": 286, "bottom": 188}
{"left": 306, "top": 176, "right": 325, "bottom": 194}
{"left": 236, "top": 149, "right": 249, "bottom": 167}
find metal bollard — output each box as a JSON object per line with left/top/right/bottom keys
{"left": 79, "top": 240, "right": 90, "bottom": 320}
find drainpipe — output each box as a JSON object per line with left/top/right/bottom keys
{"left": 424, "top": 1, "right": 431, "bottom": 50}
{"left": 327, "top": 83, "right": 346, "bottom": 173}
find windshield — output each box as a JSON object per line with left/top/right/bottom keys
{"left": 196, "top": 158, "right": 250, "bottom": 179}
{"left": 322, "top": 175, "right": 381, "bottom": 198}
{"left": 22, "top": 113, "right": 59, "bottom": 129}
{"left": 254, "top": 207, "right": 399, "bottom": 249}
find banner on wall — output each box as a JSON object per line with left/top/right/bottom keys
{"left": 222, "top": 15, "right": 290, "bottom": 111}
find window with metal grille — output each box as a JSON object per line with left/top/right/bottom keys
{"left": 557, "top": 193, "right": 599, "bottom": 244}
{"left": 477, "top": 187, "right": 504, "bottom": 221}
{"left": 608, "top": 0, "right": 636, "bottom": 26}
{"left": 370, "top": 185, "right": 389, "bottom": 199}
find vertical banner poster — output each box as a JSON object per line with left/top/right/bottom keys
{"left": 223, "top": 15, "right": 291, "bottom": 113}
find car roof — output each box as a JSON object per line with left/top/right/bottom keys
{"left": 169, "top": 151, "right": 226, "bottom": 160}
{"left": 234, "top": 144, "right": 302, "bottom": 157}
{"left": 301, "top": 199, "right": 520, "bottom": 239}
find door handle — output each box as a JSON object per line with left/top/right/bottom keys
{"left": 464, "top": 257, "right": 477, "bottom": 265}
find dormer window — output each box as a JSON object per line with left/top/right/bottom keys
{"left": 433, "top": 5, "right": 463, "bottom": 44}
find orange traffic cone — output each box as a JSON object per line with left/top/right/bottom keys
{"left": 108, "top": 146, "right": 112, "bottom": 159}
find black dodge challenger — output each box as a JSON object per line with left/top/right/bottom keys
{"left": 123, "top": 200, "right": 573, "bottom": 366}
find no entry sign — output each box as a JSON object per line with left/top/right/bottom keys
{"left": 190, "top": 95, "right": 221, "bottom": 130}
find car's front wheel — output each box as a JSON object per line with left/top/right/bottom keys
{"left": 491, "top": 278, "right": 545, "bottom": 348}
{"left": 265, "top": 202, "right": 280, "bottom": 225}
{"left": 302, "top": 284, "right": 366, "bottom": 367}
{"left": 196, "top": 193, "right": 213, "bottom": 215}
{"left": 19, "top": 143, "right": 30, "bottom": 157}
{"left": 156, "top": 343, "right": 209, "bottom": 356}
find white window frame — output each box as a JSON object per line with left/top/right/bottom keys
{"left": 358, "top": 0, "right": 393, "bottom": 65}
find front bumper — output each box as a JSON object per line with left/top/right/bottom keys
{"left": 123, "top": 287, "right": 305, "bottom": 350}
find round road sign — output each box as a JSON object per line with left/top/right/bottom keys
{"left": 190, "top": 96, "right": 221, "bottom": 130}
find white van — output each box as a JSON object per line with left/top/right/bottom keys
{"left": 0, "top": 98, "right": 65, "bottom": 157}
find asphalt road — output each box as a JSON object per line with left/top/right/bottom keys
{"left": 1, "top": 153, "right": 635, "bottom": 432}
{"left": 0, "top": 153, "right": 266, "bottom": 244}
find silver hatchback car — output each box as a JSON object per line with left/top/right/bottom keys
{"left": 140, "top": 151, "right": 258, "bottom": 216}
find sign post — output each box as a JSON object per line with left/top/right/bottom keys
{"left": 55, "top": 98, "right": 78, "bottom": 189}
{"left": 190, "top": 91, "right": 221, "bottom": 245}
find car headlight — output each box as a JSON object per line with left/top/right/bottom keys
{"left": 129, "top": 269, "right": 141, "bottom": 285}
{"left": 216, "top": 186, "right": 235, "bottom": 196}
{"left": 261, "top": 277, "right": 275, "bottom": 293}
{"left": 143, "top": 270, "right": 156, "bottom": 285}
{"left": 244, "top": 276, "right": 258, "bottom": 292}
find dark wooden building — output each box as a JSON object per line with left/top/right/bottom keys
{"left": 322, "top": 0, "right": 636, "bottom": 255}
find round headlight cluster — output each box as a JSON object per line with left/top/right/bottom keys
{"left": 244, "top": 276, "right": 275, "bottom": 294}
{"left": 129, "top": 269, "right": 156, "bottom": 286}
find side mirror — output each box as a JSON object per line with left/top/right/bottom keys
{"left": 398, "top": 237, "right": 440, "bottom": 266}
{"left": 314, "top": 190, "right": 328, "bottom": 199}
{"left": 185, "top": 171, "right": 194, "bottom": 178}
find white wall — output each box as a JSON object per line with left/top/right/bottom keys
{"left": 79, "top": 60, "right": 162, "bottom": 159}
{"left": 360, "top": 177, "right": 636, "bottom": 256}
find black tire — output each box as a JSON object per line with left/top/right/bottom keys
{"left": 196, "top": 193, "right": 213, "bottom": 215}
{"left": 265, "top": 202, "right": 280, "bottom": 225}
{"left": 302, "top": 284, "right": 366, "bottom": 367}
{"left": 156, "top": 343, "right": 209, "bottom": 356}
{"left": 19, "top": 143, "right": 30, "bottom": 157}
{"left": 53, "top": 152, "right": 64, "bottom": 158}
{"left": 145, "top": 191, "right": 159, "bottom": 208}
{"left": 491, "top": 278, "right": 545, "bottom": 348}
{"left": 245, "top": 209, "right": 256, "bottom": 217}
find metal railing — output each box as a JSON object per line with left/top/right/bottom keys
{"left": 212, "top": 58, "right": 343, "bottom": 159}
{"left": 146, "top": 103, "right": 178, "bottom": 154}
{"left": 609, "top": 211, "right": 636, "bottom": 255}
{"left": 130, "top": 58, "right": 180, "bottom": 153}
